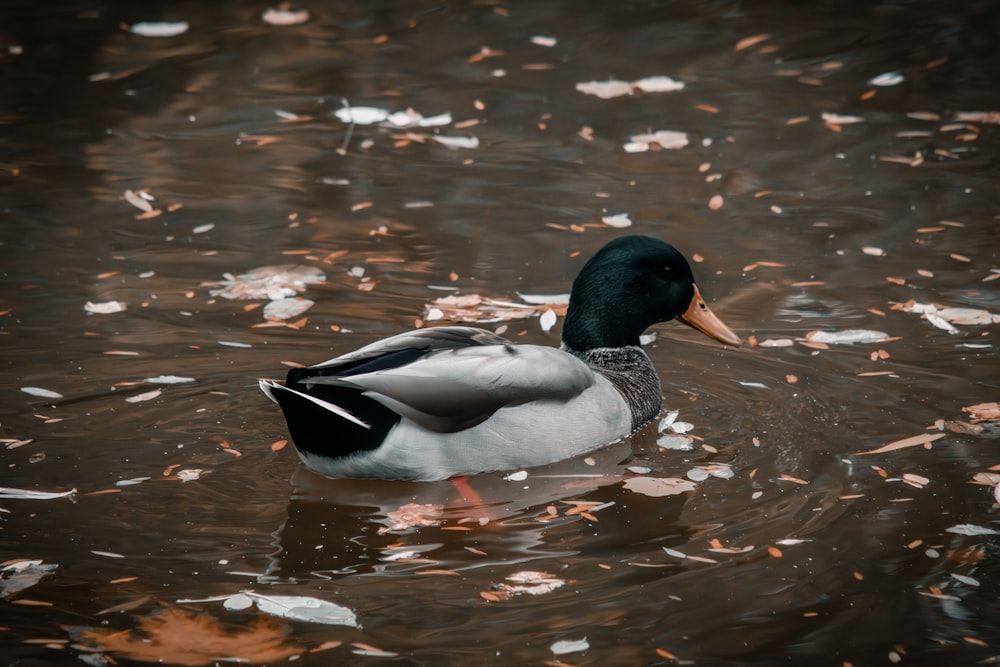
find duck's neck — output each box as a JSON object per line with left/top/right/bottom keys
{"left": 562, "top": 343, "right": 662, "bottom": 431}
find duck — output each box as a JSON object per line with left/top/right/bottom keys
{"left": 259, "top": 234, "right": 740, "bottom": 481}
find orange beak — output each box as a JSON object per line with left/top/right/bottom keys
{"left": 675, "top": 284, "right": 741, "bottom": 346}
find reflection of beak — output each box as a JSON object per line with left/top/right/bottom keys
{"left": 676, "top": 284, "right": 741, "bottom": 347}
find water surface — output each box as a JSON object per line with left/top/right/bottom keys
{"left": 1, "top": 1, "right": 998, "bottom": 665}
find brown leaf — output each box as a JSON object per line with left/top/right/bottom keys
{"left": 962, "top": 402, "right": 1000, "bottom": 423}
{"left": 855, "top": 432, "right": 945, "bottom": 455}
{"left": 72, "top": 607, "right": 300, "bottom": 666}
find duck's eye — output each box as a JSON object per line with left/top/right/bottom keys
{"left": 657, "top": 266, "right": 673, "bottom": 280}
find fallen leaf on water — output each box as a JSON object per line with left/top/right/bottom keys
{"left": 144, "top": 375, "right": 195, "bottom": 384}
{"left": 946, "top": 524, "right": 999, "bottom": 536}
{"left": 821, "top": 112, "right": 864, "bottom": 125}
{"left": 575, "top": 75, "right": 684, "bottom": 99}
{"left": 128, "top": 21, "right": 190, "bottom": 38}
{"left": 125, "top": 389, "right": 162, "bottom": 404}
{"left": 687, "top": 464, "right": 734, "bottom": 481}
{"left": 85, "top": 300, "right": 127, "bottom": 315}
{"left": 962, "top": 402, "right": 1000, "bottom": 423}
{"left": 72, "top": 607, "right": 300, "bottom": 666}
{"left": 0, "top": 560, "right": 58, "bottom": 598}
{"left": 261, "top": 7, "right": 309, "bottom": 25}
{"left": 423, "top": 293, "right": 564, "bottom": 324}
{"left": 352, "top": 642, "right": 398, "bottom": 657}
{"left": 758, "top": 338, "right": 794, "bottom": 348}
{"left": 332, "top": 106, "right": 387, "bottom": 125}
{"left": 263, "top": 297, "right": 314, "bottom": 321}
{"left": 855, "top": 432, "right": 945, "bottom": 455}
{"left": 707, "top": 545, "right": 755, "bottom": 554}
{"left": 942, "top": 420, "right": 984, "bottom": 435}
{"left": 21, "top": 386, "right": 62, "bottom": 399}
{"left": 551, "top": 638, "right": 589, "bottom": 655}
{"left": 176, "top": 469, "right": 205, "bottom": 482}
{"left": 936, "top": 308, "right": 1000, "bottom": 325}
{"left": 623, "top": 130, "right": 689, "bottom": 152}
{"left": 868, "top": 71, "right": 904, "bottom": 87}
{"left": 901, "top": 473, "right": 930, "bottom": 488}
{"left": 491, "top": 571, "right": 566, "bottom": 600}
{"left": 601, "top": 212, "right": 632, "bottom": 228}
{"left": 517, "top": 292, "right": 570, "bottom": 305}
{"left": 0, "top": 487, "right": 76, "bottom": 500}
{"left": 954, "top": 111, "right": 1000, "bottom": 124}
{"left": 623, "top": 477, "right": 696, "bottom": 497}
{"left": 123, "top": 189, "right": 153, "bottom": 212}
{"left": 735, "top": 34, "right": 771, "bottom": 50}
{"left": 236, "top": 591, "right": 359, "bottom": 627}
{"left": 657, "top": 434, "right": 694, "bottom": 451}
{"left": 778, "top": 474, "right": 810, "bottom": 485}
{"left": 423, "top": 134, "right": 479, "bottom": 150}
{"left": 806, "top": 329, "right": 893, "bottom": 345}
{"left": 205, "top": 265, "right": 325, "bottom": 301}
{"left": 663, "top": 547, "right": 717, "bottom": 564}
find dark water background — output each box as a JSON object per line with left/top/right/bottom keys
{"left": 1, "top": 1, "right": 999, "bottom": 665}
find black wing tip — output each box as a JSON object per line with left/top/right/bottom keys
{"left": 266, "top": 381, "right": 400, "bottom": 460}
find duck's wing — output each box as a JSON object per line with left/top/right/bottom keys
{"left": 310, "top": 326, "right": 512, "bottom": 376}
{"left": 297, "top": 341, "right": 598, "bottom": 434}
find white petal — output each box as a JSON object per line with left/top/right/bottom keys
{"left": 333, "top": 106, "right": 389, "bottom": 125}
{"left": 129, "top": 21, "right": 189, "bottom": 38}
{"left": 632, "top": 75, "right": 685, "bottom": 92}
{"left": 601, "top": 212, "right": 632, "bottom": 228}
{"left": 551, "top": 638, "right": 589, "bottom": 655}
{"left": 868, "top": 71, "right": 904, "bottom": 87}
{"left": 21, "top": 387, "right": 63, "bottom": 399}
{"left": 539, "top": 308, "right": 557, "bottom": 333}
{"left": 576, "top": 80, "right": 633, "bottom": 99}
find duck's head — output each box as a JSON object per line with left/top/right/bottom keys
{"left": 561, "top": 234, "right": 741, "bottom": 351}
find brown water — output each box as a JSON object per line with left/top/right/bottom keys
{"left": 2, "top": 1, "right": 999, "bottom": 665}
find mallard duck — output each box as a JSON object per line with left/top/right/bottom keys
{"left": 259, "top": 234, "right": 740, "bottom": 480}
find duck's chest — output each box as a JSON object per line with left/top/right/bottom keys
{"left": 571, "top": 346, "right": 662, "bottom": 431}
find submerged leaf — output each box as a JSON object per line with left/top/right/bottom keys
{"left": 490, "top": 571, "right": 566, "bottom": 599}
{"left": 623, "top": 477, "right": 696, "bottom": 497}
{"left": 73, "top": 607, "right": 300, "bottom": 666}
{"left": 379, "top": 503, "right": 443, "bottom": 534}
